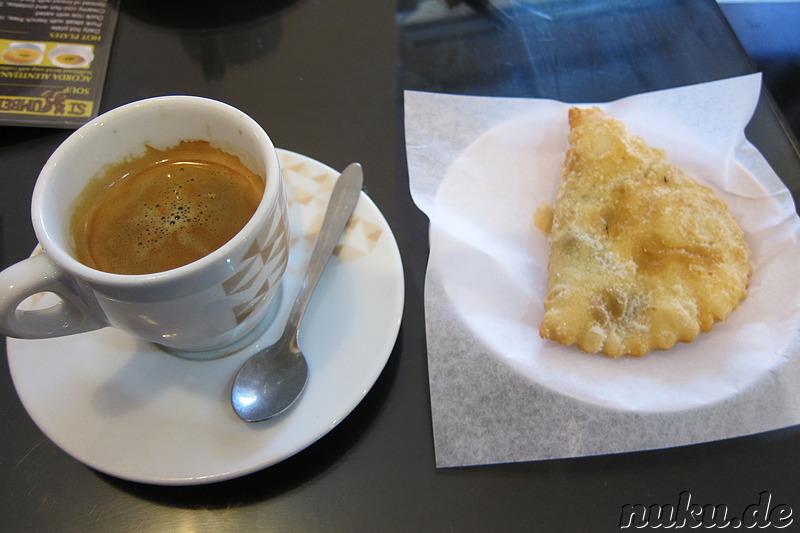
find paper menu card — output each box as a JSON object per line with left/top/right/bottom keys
{"left": 405, "top": 74, "right": 800, "bottom": 467}
{"left": 0, "top": 0, "right": 119, "bottom": 128}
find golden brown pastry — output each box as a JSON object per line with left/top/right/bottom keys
{"left": 539, "top": 107, "right": 751, "bottom": 357}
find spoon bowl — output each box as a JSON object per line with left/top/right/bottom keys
{"left": 231, "top": 337, "right": 308, "bottom": 421}
{"left": 231, "top": 163, "right": 363, "bottom": 422}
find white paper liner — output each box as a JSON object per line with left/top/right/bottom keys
{"left": 406, "top": 74, "right": 800, "bottom": 467}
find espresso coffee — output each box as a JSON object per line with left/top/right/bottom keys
{"left": 71, "top": 140, "right": 264, "bottom": 275}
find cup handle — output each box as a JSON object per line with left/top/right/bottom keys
{"left": 0, "top": 252, "right": 106, "bottom": 339}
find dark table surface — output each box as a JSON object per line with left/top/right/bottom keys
{"left": 2, "top": 0, "right": 799, "bottom": 531}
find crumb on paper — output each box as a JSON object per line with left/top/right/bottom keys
{"left": 534, "top": 203, "right": 553, "bottom": 235}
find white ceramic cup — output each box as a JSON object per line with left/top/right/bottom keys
{"left": 0, "top": 96, "right": 289, "bottom": 357}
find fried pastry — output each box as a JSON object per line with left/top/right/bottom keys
{"left": 539, "top": 107, "right": 751, "bottom": 357}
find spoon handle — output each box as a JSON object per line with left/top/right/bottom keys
{"left": 283, "top": 163, "right": 364, "bottom": 341}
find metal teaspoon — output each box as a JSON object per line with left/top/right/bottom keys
{"left": 231, "top": 162, "right": 364, "bottom": 422}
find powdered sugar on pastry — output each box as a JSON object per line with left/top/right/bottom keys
{"left": 539, "top": 107, "right": 751, "bottom": 357}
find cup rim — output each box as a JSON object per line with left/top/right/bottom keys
{"left": 31, "top": 95, "right": 281, "bottom": 288}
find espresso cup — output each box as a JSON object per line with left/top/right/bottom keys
{"left": 0, "top": 96, "right": 289, "bottom": 357}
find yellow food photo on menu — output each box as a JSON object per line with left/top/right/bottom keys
{"left": 2, "top": 47, "right": 42, "bottom": 64}
{"left": 48, "top": 44, "right": 94, "bottom": 68}
{"left": 53, "top": 54, "right": 84, "bottom": 65}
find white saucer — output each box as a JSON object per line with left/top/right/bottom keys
{"left": 7, "top": 150, "right": 404, "bottom": 485}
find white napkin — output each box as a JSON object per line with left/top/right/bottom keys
{"left": 406, "top": 74, "right": 800, "bottom": 467}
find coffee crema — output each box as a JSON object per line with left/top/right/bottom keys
{"left": 71, "top": 140, "right": 265, "bottom": 275}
